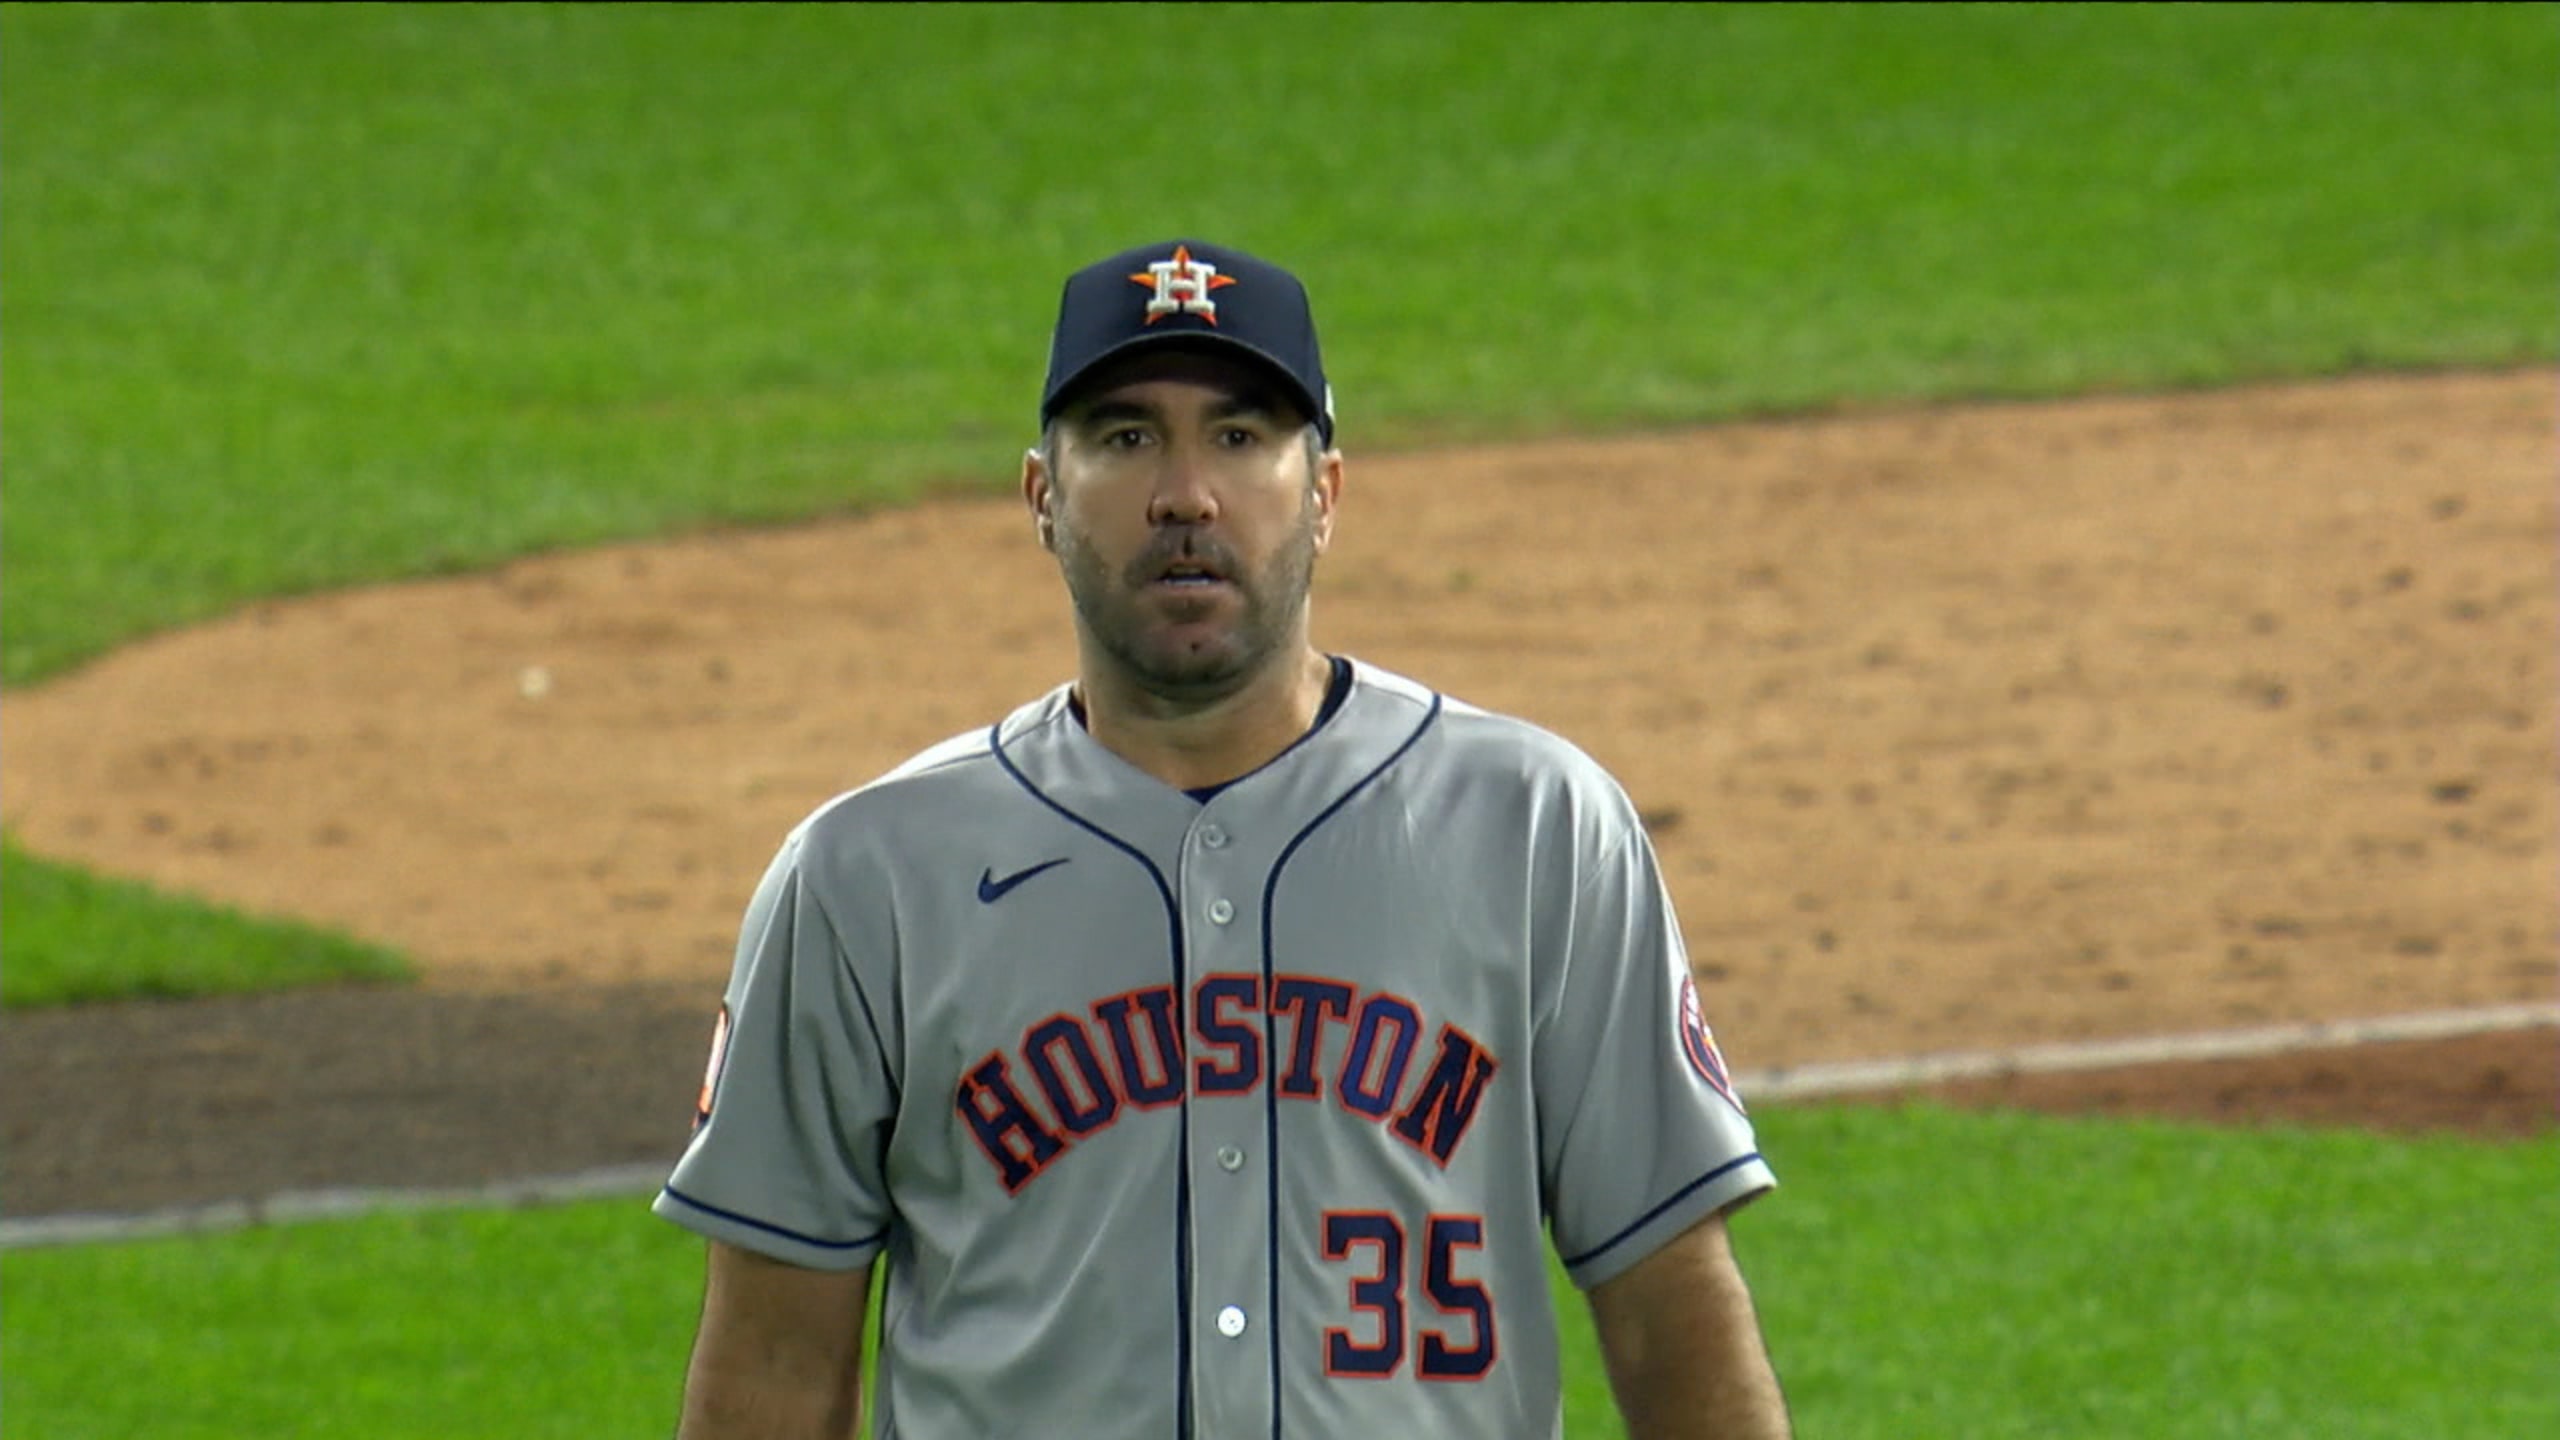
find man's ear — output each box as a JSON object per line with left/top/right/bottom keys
{"left": 1022, "top": 447, "right": 1056, "bottom": 550}
{"left": 1310, "top": 448, "right": 1345, "bottom": 555}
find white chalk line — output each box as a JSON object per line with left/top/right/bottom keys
{"left": 1739, "top": 1000, "right": 2559, "bottom": 1100}
{"left": 5, "top": 1002, "right": 2553, "bottom": 1252}
{"left": 0, "top": 1161, "right": 676, "bottom": 1252}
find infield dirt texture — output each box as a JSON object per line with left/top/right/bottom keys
{"left": 4, "top": 366, "right": 2551, "bottom": 1218}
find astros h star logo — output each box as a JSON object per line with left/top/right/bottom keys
{"left": 1129, "top": 244, "right": 1237, "bottom": 325}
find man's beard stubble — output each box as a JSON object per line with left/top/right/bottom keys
{"left": 1057, "top": 506, "right": 1321, "bottom": 706}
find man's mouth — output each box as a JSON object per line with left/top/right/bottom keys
{"left": 1152, "top": 560, "right": 1231, "bottom": 590}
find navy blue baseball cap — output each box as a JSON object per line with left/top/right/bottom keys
{"left": 1040, "top": 239, "right": 1334, "bottom": 446}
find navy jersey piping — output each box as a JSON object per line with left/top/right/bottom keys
{"left": 1556, "top": 1151, "right": 1767, "bottom": 1270}
{"left": 1185, "top": 655, "right": 1354, "bottom": 803}
{"left": 659, "top": 1185, "right": 887, "bottom": 1253}
{"left": 1257, "top": 689, "right": 1444, "bottom": 1439}
{"left": 1067, "top": 655, "right": 1355, "bottom": 805}
{"left": 987, "top": 721, "right": 1197, "bottom": 1440}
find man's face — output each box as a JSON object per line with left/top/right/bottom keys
{"left": 1028, "top": 349, "right": 1340, "bottom": 702}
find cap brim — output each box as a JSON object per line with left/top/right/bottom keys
{"left": 1043, "top": 332, "right": 1331, "bottom": 444}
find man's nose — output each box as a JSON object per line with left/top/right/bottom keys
{"left": 1146, "top": 439, "right": 1220, "bottom": 527}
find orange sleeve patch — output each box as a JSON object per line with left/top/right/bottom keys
{"left": 694, "top": 1005, "right": 732, "bottom": 1129}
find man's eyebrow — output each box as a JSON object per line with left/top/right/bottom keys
{"left": 1071, "top": 399, "right": 1156, "bottom": 427}
{"left": 1206, "top": 391, "right": 1284, "bottom": 421}
{"left": 1069, "top": 390, "right": 1287, "bottom": 428}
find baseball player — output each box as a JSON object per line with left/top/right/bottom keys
{"left": 658, "top": 240, "right": 1791, "bottom": 1439}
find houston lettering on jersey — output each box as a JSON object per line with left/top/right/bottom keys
{"left": 955, "top": 973, "right": 1500, "bottom": 1194}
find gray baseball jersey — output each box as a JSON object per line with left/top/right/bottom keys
{"left": 656, "top": 657, "right": 1774, "bottom": 1438}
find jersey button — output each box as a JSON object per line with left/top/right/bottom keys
{"left": 1215, "top": 1145, "right": 1245, "bottom": 1171}
{"left": 1208, "top": 898, "right": 1234, "bottom": 925}
{"left": 1215, "top": 1305, "right": 1248, "bottom": 1338}
{"left": 1200, "top": 824, "right": 1228, "bottom": 849}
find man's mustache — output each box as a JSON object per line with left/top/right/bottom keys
{"left": 1123, "top": 530, "right": 1241, "bottom": 586}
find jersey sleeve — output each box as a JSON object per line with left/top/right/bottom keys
{"left": 1535, "top": 816, "right": 1774, "bottom": 1291}
{"left": 653, "top": 828, "right": 899, "bottom": 1270}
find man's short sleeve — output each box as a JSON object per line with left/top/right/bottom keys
{"left": 653, "top": 831, "right": 898, "bottom": 1270}
{"left": 1535, "top": 817, "right": 1774, "bottom": 1291}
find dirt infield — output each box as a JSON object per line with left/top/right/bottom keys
{"left": 4, "top": 369, "right": 2553, "bottom": 1220}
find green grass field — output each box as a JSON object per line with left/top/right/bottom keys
{"left": 7, "top": 1107, "right": 2554, "bottom": 1438}
{"left": 5, "top": 1, "right": 2553, "bottom": 1008}
{"left": 0, "top": 834, "right": 410, "bottom": 1006}
{"left": 3, "top": 5, "right": 2555, "bottom": 1436}
{"left": 5, "top": 3, "right": 2551, "bottom": 687}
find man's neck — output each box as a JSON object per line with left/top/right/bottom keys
{"left": 1075, "top": 646, "right": 1335, "bottom": 793}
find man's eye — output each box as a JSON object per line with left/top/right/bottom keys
{"left": 1102, "top": 427, "right": 1150, "bottom": 449}
{"left": 1218, "top": 427, "right": 1260, "bottom": 447}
